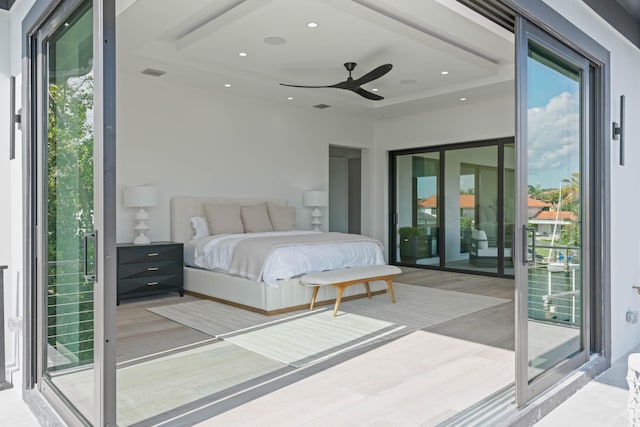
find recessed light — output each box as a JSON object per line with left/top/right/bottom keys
{"left": 371, "top": 88, "right": 379, "bottom": 92}
{"left": 224, "top": 83, "right": 232, "bottom": 88}
{"left": 287, "top": 97, "right": 294, "bottom": 100}
{"left": 141, "top": 68, "right": 166, "bottom": 77}
{"left": 238, "top": 52, "right": 248, "bottom": 57}
{"left": 264, "top": 36, "right": 287, "bottom": 45}
{"left": 441, "top": 70, "right": 449, "bottom": 75}
{"left": 459, "top": 97, "right": 467, "bottom": 101}
{"left": 307, "top": 22, "right": 319, "bottom": 28}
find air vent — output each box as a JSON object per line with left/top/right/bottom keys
{"left": 141, "top": 68, "right": 166, "bottom": 77}
{"left": 313, "top": 104, "right": 331, "bottom": 109}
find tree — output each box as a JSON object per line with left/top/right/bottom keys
{"left": 47, "top": 73, "right": 95, "bottom": 367}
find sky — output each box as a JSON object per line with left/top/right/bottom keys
{"left": 526, "top": 56, "right": 581, "bottom": 190}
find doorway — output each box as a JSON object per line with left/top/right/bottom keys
{"left": 329, "top": 146, "right": 362, "bottom": 234}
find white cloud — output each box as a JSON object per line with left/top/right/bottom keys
{"left": 527, "top": 91, "right": 581, "bottom": 188}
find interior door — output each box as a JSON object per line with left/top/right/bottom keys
{"left": 28, "top": 0, "right": 115, "bottom": 424}
{"left": 515, "top": 17, "right": 590, "bottom": 406}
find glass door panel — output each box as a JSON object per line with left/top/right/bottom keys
{"left": 516, "top": 17, "right": 589, "bottom": 406}
{"left": 504, "top": 144, "right": 516, "bottom": 276}
{"left": 395, "top": 152, "right": 440, "bottom": 266}
{"left": 444, "top": 146, "right": 499, "bottom": 273}
{"left": 32, "top": 0, "right": 106, "bottom": 423}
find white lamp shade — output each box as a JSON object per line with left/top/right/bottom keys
{"left": 303, "top": 190, "right": 328, "bottom": 207}
{"left": 123, "top": 185, "right": 158, "bottom": 208}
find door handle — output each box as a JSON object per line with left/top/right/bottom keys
{"left": 522, "top": 225, "right": 536, "bottom": 265}
{"left": 83, "top": 231, "right": 97, "bottom": 281}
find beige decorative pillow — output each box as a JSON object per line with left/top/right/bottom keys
{"left": 203, "top": 204, "right": 244, "bottom": 235}
{"left": 241, "top": 203, "right": 274, "bottom": 233}
{"left": 267, "top": 202, "right": 296, "bottom": 231}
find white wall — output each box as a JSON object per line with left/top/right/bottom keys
{"left": 116, "top": 69, "right": 375, "bottom": 243}
{"left": 2, "top": 0, "right": 35, "bottom": 388}
{"left": 0, "top": 10, "right": 12, "bottom": 376}
{"left": 542, "top": 0, "right": 640, "bottom": 361}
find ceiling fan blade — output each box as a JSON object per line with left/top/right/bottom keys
{"left": 353, "top": 87, "right": 384, "bottom": 101}
{"left": 280, "top": 83, "right": 336, "bottom": 88}
{"left": 353, "top": 64, "right": 393, "bottom": 86}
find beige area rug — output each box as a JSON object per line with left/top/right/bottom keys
{"left": 50, "top": 341, "right": 288, "bottom": 426}
{"left": 148, "top": 283, "right": 510, "bottom": 334}
{"left": 222, "top": 310, "right": 403, "bottom": 367}
{"left": 148, "top": 284, "right": 510, "bottom": 368}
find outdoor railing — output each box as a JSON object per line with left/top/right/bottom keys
{"left": 0, "top": 265, "right": 11, "bottom": 390}
{"left": 47, "top": 260, "right": 94, "bottom": 370}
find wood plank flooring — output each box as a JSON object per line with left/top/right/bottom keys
{"left": 398, "top": 267, "right": 515, "bottom": 351}
{"left": 116, "top": 269, "right": 515, "bottom": 360}
{"left": 115, "top": 268, "right": 516, "bottom": 425}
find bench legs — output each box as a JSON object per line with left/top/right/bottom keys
{"left": 308, "top": 276, "right": 397, "bottom": 317}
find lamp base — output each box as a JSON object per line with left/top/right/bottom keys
{"left": 311, "top": 207, "right": 322, "bottom": 232}
{"left": 133, "top": 233, "right": 151, "bottom": 245}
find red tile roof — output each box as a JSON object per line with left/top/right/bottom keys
{"left": 533, "top": 210, "right": 577, "bottom": 221}
{"left": 418, "top": 195, "right": 553, "bottom": 209}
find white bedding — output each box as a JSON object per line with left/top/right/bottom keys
{"left": 184, "top": 230, "right": 385, "bottom": 286}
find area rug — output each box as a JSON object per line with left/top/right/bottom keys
{"left": 148, "top": 283, "right": 510, "bottom": 337}
{"left": 221, "top": 310, "right": 404, "bottom": 367}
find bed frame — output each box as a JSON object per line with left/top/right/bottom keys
{"left": 170, "top": 196, "right": 387, "bottom": 315}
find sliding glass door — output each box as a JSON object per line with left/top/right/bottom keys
{"left": 393, "top": 152, "right": 441, "bottom": 266}
{"left": 515, "top": 17, "right": 590, "bottom": 406}
{"left": 26, "top": 0, "right": 116, "bottom": 424}
{"left": 391, "top": 140, "right": 514, "bottom": 276}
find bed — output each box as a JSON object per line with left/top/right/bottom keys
{"left": 171, "top": 196, "right": 389, "bottom": 314}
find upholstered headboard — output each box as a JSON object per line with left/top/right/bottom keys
{"left": 170, "top": 196, "right": 289, "bottom": 244}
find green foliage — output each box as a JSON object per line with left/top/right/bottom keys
{"left": 47, "top": 74, "right": 95, "bottom": 367}
{"left": 398, "top": 226, "right": 420, "bottom": 238}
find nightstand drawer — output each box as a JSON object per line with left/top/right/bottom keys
{"left": 117, "top": 242, "right": 184, "bottom": 304}
{"left": 117, "top": 244, "right": 182, "bottom": 264}
{"left": 118, "top": 260, "right": 182, "bottom": 279}
{"left": 118, "top": 273, "right": 182, "bottom": 294}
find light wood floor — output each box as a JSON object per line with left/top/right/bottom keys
{"left": 115, "top": 268, "right": 515, "bottom": 425}
{"left": 116, "top": 268, "right": 515, "bottom": 361}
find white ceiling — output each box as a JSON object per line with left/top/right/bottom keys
{"left": 116, "top": 0, "right": 514, "bottom": 119}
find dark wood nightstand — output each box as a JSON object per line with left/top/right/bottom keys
{"left": 116, "top": 242, "right": 184, "bottom": 304}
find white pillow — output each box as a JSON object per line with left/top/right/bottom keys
{"left": 190, "top": 216, "right": 209, "bottom": 239}
{"left": 472, "top": 229, "right": 489, "bottom": 249}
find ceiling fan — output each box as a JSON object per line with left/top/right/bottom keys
{"left": 280, "top": 62, "right": 393, "bottom": 101}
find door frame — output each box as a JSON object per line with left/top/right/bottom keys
{"left": 514, "top": 15, "right": 592, "bottom": 406}
{"left": 21, "top": 0, "right": 116, "bottom": 425}
{"left": 504, "top": 0, "right": 611, "bottom": 374}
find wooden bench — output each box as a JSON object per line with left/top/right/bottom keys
{"left": 300, "top": 265, "right": 402, "bottom": 316}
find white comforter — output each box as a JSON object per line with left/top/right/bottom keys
{"left": 184, "top": 230, "right": 385, "bottom": 286}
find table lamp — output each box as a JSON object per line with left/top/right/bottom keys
{"left": 123, "top": 185, "right": 158, "bottom": 244}
{"left": 303, "top": 190, "right": 328, "bottom": 231}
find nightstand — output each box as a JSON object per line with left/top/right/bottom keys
{"left": 117, "top": 242, "right": 184, "bottom": 304}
